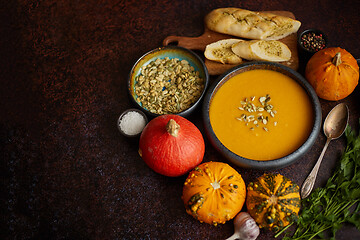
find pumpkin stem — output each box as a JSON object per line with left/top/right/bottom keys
{"left": 332, "top": 52, "right": 342, "bottom": 66}
{"left": 166, "top": 119, "right": 180, "bottom": 137}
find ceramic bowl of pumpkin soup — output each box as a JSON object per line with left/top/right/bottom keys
{"left": 203, "top": 62, "right": 322, "bottom": 170}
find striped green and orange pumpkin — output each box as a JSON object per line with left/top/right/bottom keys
{"left": 246, "top": 173, "right": 300, "bottom": 232}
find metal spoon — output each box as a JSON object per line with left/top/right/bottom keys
{"left": 301, "top": 103, "right": 349, "bottom": 199}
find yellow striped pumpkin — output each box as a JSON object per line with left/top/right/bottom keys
{"left": 246, "top": 173, "right": 301, "bottom": 232}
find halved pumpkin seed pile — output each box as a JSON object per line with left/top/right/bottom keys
{"left": 236, "top": 94, "right": 277, "bottom": 131}
{"left": 134, "top": 57, "right": 205, "bottom": 114}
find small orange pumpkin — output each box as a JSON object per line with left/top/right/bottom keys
{"left": 182, "top": 162, "right": 246, "bottom": 226}
{"left": 305, "top": 47, "right": 359, "bottom": 101}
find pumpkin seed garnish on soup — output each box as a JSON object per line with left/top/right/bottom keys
{"left": 236, "top": 94, "right": 277, "bottom": 131}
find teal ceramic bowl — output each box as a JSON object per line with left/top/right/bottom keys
{"left": 128, "top": 46, "right": 209, "bottom": 118}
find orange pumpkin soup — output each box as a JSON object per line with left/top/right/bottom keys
{"left": 209, "top": 69, "right": 314, "bottom": 161}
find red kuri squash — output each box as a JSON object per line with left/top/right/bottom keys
{"left": 139, "top": 114, "right": 205, "bottom": 177}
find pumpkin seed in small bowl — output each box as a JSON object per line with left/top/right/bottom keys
{"left": 128, "top": 46, "right": 209, "bottom": 118}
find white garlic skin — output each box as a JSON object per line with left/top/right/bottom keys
{"left": 233, "top": 212, "right": 260, "bottom": 240}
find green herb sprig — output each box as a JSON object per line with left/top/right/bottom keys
{"left": 276, "top": 120, "right": 360, "bottom": 240}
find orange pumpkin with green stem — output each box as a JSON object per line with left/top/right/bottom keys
{"left": 305, "top": 47, "right": 359, "bottom": 101}
{"left": 182, "top": 162, "right": 246, "bottom": 226}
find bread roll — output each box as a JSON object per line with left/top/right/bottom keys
{"left": 204, "top": 39, "right": 243, "bottom": 64}
{"left": 205, "top": 8, "right": 301, "bottom": 40}
{"left": 231, "top": 40, "right": 291, "bottom": 62}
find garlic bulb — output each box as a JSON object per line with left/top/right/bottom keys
{"left": 226, "top": 212, "right": 260, "bottom": 240}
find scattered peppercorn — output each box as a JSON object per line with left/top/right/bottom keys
{"left": 300, "top": 31, "right": 326, "bottom": 52}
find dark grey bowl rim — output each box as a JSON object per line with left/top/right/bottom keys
{"left": 202, "top": 61, "right": 322, "bottom": 170}
{"left": 127, "top": 45, "right": 209, "bottom": 118}
{"left": 298, "top": 28, "right": 328, "bottom": 54}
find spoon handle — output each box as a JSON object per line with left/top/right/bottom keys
{"left": 301, "top": 137, "right": 332, "bottom": 199}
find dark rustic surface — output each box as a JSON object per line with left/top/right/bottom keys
{"left": 1, "top": 0, "right": 360, "bottom": 239}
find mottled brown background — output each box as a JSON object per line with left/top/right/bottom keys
{"left": 1, "top": 0, "right": 359, "bottom": 239}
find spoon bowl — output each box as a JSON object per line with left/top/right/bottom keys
{"left": 323, "top": 103, "right": 349, "bottom": 140}
{"left": 301, "top": 103, "right": 349, "bottom": 199}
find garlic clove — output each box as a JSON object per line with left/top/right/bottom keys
{"left": 226, "top": 212, "right": 260, "bottom": 240}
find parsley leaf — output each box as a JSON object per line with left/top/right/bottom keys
{"left": 276, "top": 120, "right": 360, "bottom": 240}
